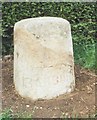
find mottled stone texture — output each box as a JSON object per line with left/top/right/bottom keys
{"left": 14, "top": 17, "right": 75, "bottom": 100}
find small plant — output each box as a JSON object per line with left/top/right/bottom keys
{"left": 0, "top": 109, "right": 33, "bottom": 119}
{"left": 0, "top": 109, "right": 12, "bottom": 120}
{"left": 95, "top": 110, "right": 97, "bottom": 118}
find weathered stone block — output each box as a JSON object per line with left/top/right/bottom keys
{"left": 14, "top": 17, "right": 75, "bottom": 100}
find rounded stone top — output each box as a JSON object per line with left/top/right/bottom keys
{"left": 14, "top": 17, "right": 70, "bottom": 28}
{"left": 14, "top": 17, "right": 72, "bottom": 55}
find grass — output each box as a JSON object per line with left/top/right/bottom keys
{"left": 1, "top": 108, "right": 97, "bottom": 119}
{"left": 61, "top": 112, "right": 96, "bottom": 119}
{"left": 0, "top": 0, "right": 28, "bottom": 2}
{"left": 0, "top": 108, "right": 32, "bottom": 119}
{"left": 0, "top": 109, "right": 12, "bottom": 120}
{"left": 74, "top": 42, "right": 95, "bottom": 69}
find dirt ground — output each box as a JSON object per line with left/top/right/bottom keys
{"left": 1, "top": 58, "right": 96, "bottom": 118}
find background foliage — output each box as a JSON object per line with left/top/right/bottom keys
{"left": 2, "top": 2, "right": 96, "bottom": 69}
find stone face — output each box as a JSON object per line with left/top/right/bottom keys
{"left": 14, "top": 17, "right": 75, "bottom": 100}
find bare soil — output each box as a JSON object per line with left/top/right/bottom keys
{"left": 1, "top": 59, "right": 96, "bottom": 118}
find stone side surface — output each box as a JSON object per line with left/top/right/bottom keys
{"left": 14, "top": 17, "right": 75, "bottom": 100}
